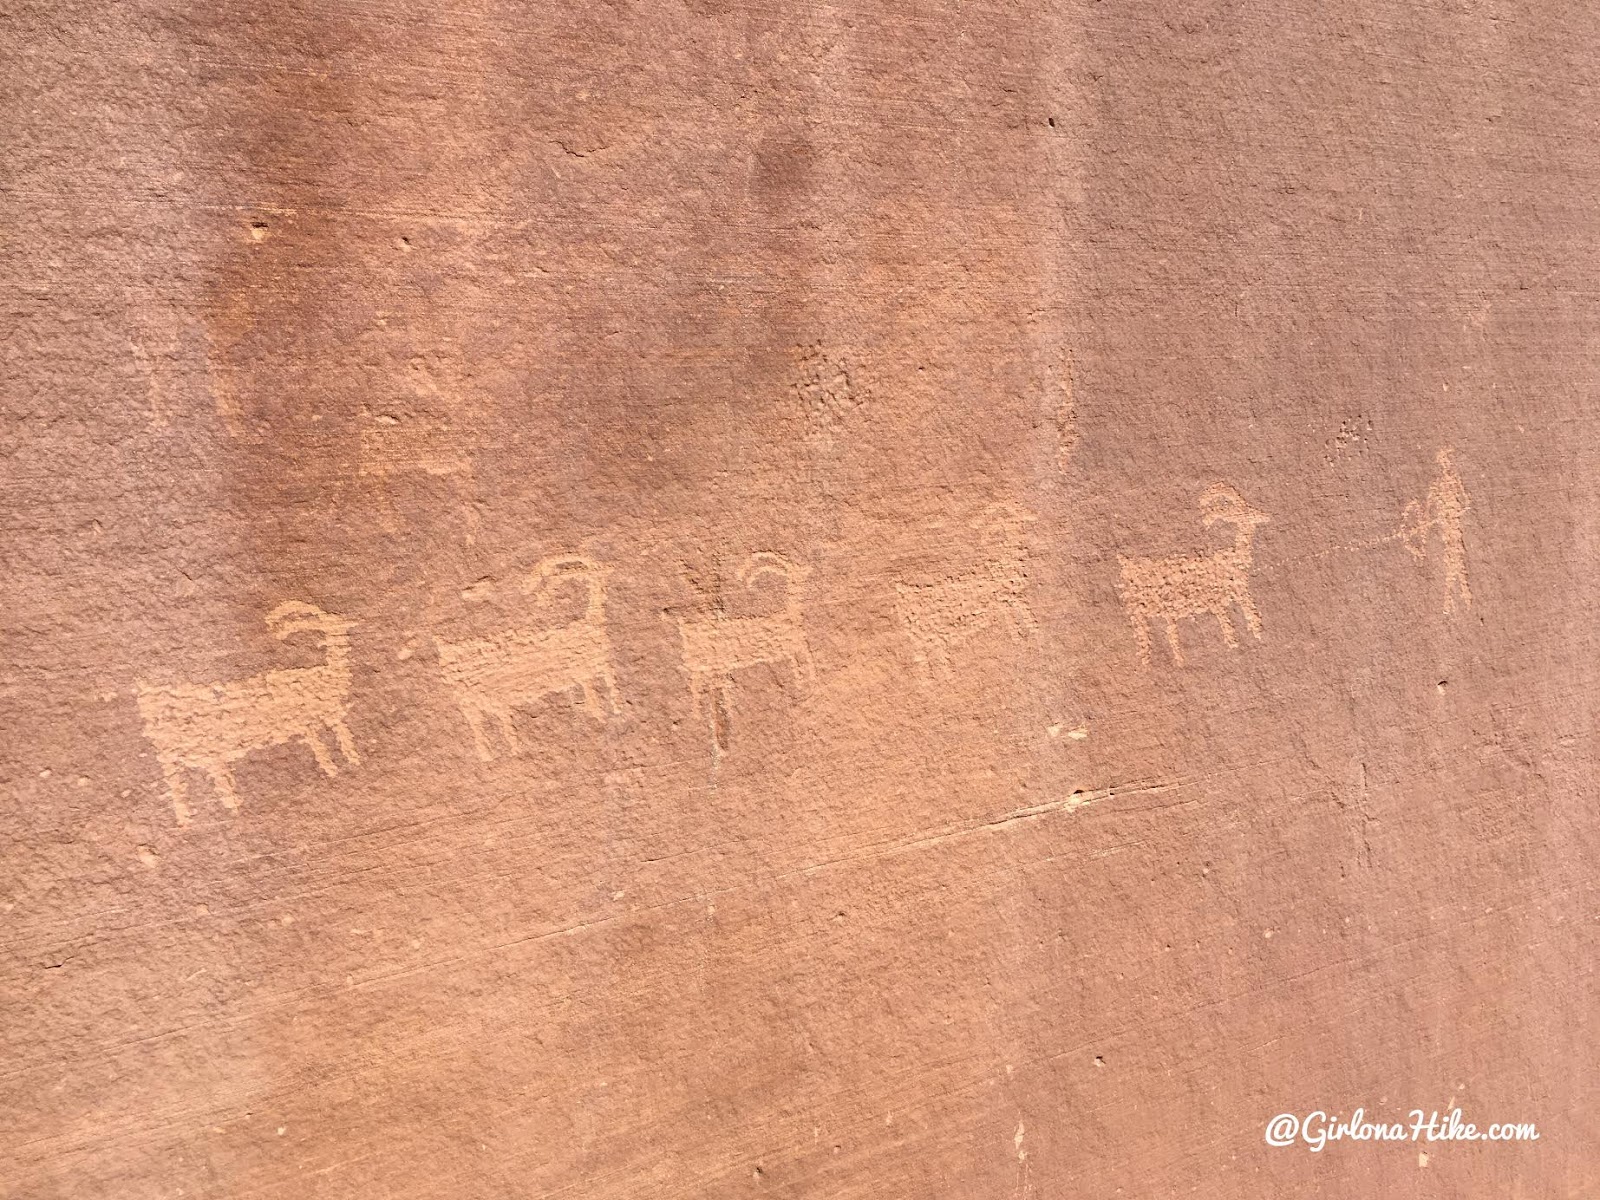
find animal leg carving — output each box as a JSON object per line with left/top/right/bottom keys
{"left": 1238, "top": 590, "right": 1264, "bottom": 638}
{"left": 1129, "top": 614, "right": 1153, "bottom": 667}
{"left": 1004, "top": 596, "right": 1037, "bottom": 638}
{"left": 463, "top": 705, "right": 495, "bottom": 762}
{"left": 332, "top": 720, "right": 361, "bottom": 765}
{"left": 1213, "top": 606, "right": 1240, "bottom": 648}
{"left": 305, "top": 729, "right": 340, "bottom": 777}
{"left": 161, "top": 760, "right": 192, "bottom": 828}
{"left": 208, "top": 763, "right": 241, "bottom": 812}
{"left": 496, "top": 709, "right": 521, "bottom": 755}
{"left": 908, "top": 643, "right": 932, "bottom": 679}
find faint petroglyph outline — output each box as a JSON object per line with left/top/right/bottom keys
{"left": 1054, "top": 352, "right": 1078, "bottom": 472}
{"left": 357, "top": 355, "right": 474, "bottom": 481}
{"left": 602, "top": 765, "right": 647, "bottom": 806}
{"left": 1116, "top": 484, "right": 1270, "bottom": 667}
{"left": 201, "top": 324, "right": 248, "bottom": 437}
{"left": 127, "top": 338, "right": 174, "bottom": 432}
{"left": 135, "top": 603, "right": 361, "bottom": 826}
{"left": 1400, "top": 447, "right": 1472, "bottom": 614}
{"left": 354, "top": 346, "right": 483, "bottom": 542}
{"left": 434, "top": 555, "right": 620, "bottom": 762}
{"left": 358, "top": 412, "right": 474, "bottom": 480}
{"left": 894, "top": 502, "right": 1039, "bottom": 679}
{"left": 1014, "top": 1119, "right": 1034, "bottom": 1200}
{"left": 675, "top": 552, "right": 815, "bottom": 763}
{"left": 126, "top": 295, "right": 214, "bottom": 434}
{"left": 203, "top": 210, "right": 290, "bottom": 437}
{"left": 793, "top": 342, "right": 862, "bottom": 450}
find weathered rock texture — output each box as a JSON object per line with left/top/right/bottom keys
{"left": 3, "top": 1, "right": 1597, "bottom": 1197}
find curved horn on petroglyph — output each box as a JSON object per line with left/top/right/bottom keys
{"left": 521, "top": 554, "right": 609, "bottom": 620}
{"left": 738, "top": 551, "right": 807, "bottom": 589}
{"left": 265, "top": 601, "right": 354, "bottom": 639}
{"left": 521, "top": 554, "right": 606, "bottom": 592}
{"left": 266, "top": 600, "right": 328, "bottom": 626}
{"left": 977, "top": 501, "right": 1038, "bottom": 541}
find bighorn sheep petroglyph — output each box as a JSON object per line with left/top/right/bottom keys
{"left": 676, "top": 552, "right": 815, "bottom": 717}
{"left": 1117, "top": 483, "right": 1269, "bottom": 667}
{"left": 135, "top": 603, "right": 361, "bottom": 826}
{"left": 435, "top": 555, "right": 620, "bottom": 762}
{"left": 895, "top": 502, "right": 1038, "bottom": 678}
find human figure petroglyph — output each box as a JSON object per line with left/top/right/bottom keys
{"left": 435, "top": 555, "right": 620, "bottom": 762}
{"left": 895, "top": 502, "right": 1038, "bottom": 678}
{"left": 1117, "top": 484, "right": 1269, "bottom": 667}
{"left": 676, "top": 552, "right": 815, "bottom": 721}
{"left": 1400, "top": 447, "right": 1472, "bottom": 614}
{"left": 135, "top": 603, "right": 360, "bottom": 826}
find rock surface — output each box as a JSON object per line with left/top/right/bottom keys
{"left": 3, "top": 2, "right": 1596, "bottom": 1196}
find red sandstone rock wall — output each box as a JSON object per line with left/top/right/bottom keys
{"left": 4, "top": 2, "right": 1597, "bottom": 1196}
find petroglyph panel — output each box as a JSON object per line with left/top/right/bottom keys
{"left": 8, "top": 4, "right": 1596, "bottom": 1200}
